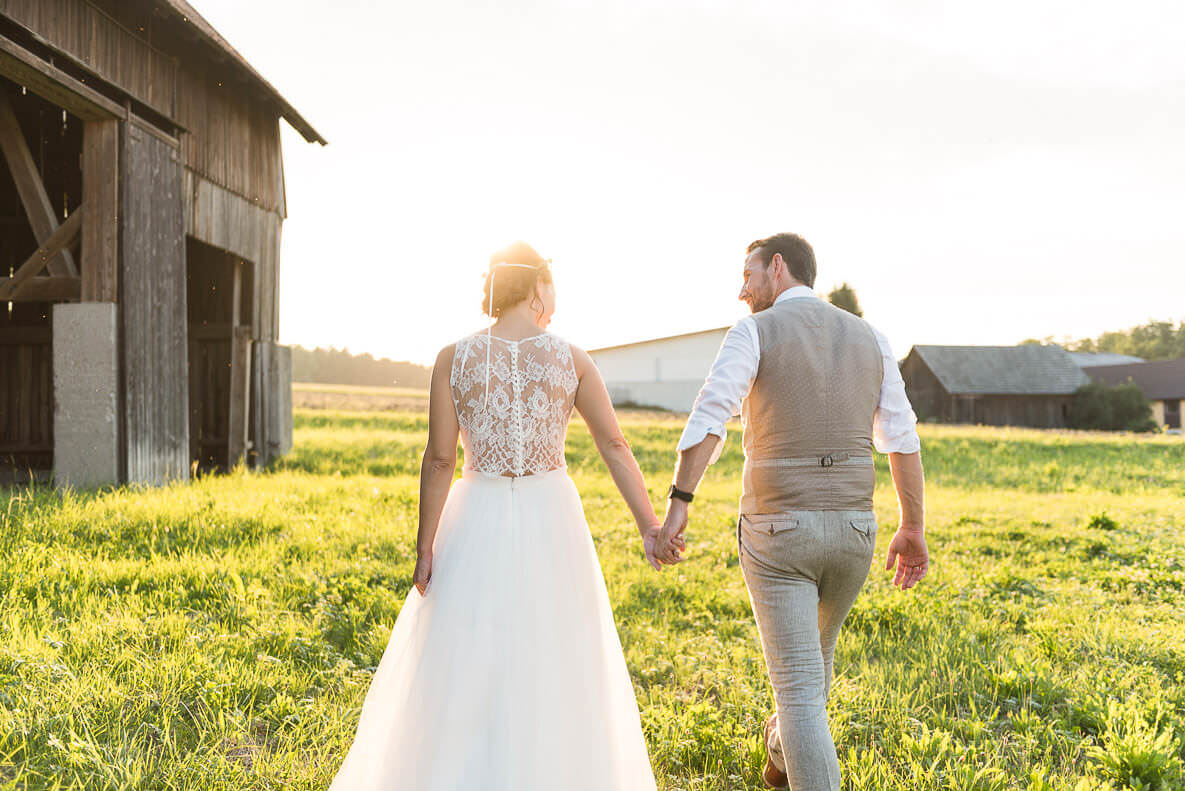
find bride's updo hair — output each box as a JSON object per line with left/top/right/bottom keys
{"left": 482, "top": 241, "right": 553, "bottom": 318}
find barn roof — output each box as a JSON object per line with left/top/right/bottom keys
{"left": 911, "top": 344, "right": 1091, "bottom": 396}
{"left": 154, "top": 0, "right": 327, "bottom": 145}
{"left": 589, "top": 326, "right": 730, "bottom": 354}
{"left": 1085, "top": 358, "right": 1185, "bottom": 401}
{"left": 1068, "top": 351, "right": 1146, "bottom": 368}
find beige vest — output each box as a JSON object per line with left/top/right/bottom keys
{"left": 740, "top": 296, "right": 884, "bottom": 513}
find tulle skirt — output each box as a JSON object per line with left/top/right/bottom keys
{"left": 327, "top": 467, "right": 658, "bottom": 790}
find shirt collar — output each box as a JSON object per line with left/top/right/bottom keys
{"left": 773, "top": 285, "right": 816, "bottom": 305}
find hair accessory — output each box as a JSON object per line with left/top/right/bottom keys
{"left": 484, "top": 261, "right": 548, "bottom": 408}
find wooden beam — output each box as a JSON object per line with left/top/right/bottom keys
{"left": 231, "top": 259, "right": 243, "bottom": 330}
{"left": 227, "top": 325, "right": 252, "bottom": 468}
{"left": 82, "top": 119, "right": 119, "bottom": 302}
{"left": 0, "top": 206, "right": 83, "bottom": 300}
{"left": 0, "top": 36, "right": 123, "bottom": 121}
{"left": 0, "top": 276, "right": 81, "bottom": 301}
{"left": 0, "top": 89, "right": 79, "bottom": 277}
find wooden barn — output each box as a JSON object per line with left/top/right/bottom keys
{"left": 0, "top": 0, "right": 325, "bottom": 487}
{"left": 900, "top": 344, "right": 1090, "bottom": 428}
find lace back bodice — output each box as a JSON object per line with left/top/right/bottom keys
{"left": 450, "top": 331, "right": 579, "bottom": 476}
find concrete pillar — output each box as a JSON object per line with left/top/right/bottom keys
{"left": 52, "top": 303, "right": 120, "bottom": 489}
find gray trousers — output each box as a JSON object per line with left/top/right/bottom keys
{"left": 737, "top": 509, "right": 877, "bottom": 791}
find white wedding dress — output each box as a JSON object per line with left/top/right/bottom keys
{"left": 327, "top": 330, "right": 658, "bottom": 790}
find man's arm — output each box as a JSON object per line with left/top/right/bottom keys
{"left": 655, "top": 434, "right": 723, "bottom": 563}
{"left": 885, "top": 450, "right": 927, "bottom": 590}
{"left": 889, "top": 451, "right": 924, "bottom": 529}
{"left": 867, "top": 323, "right": 928, "bottom": 590}
{"left": 654, "top": 320, "right": 758, "bottom": 563}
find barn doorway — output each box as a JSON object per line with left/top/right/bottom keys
{"left": 0, "top": 78, "right": 83, "bottom": 485}
{"left": 186, "top": 238, "right": 255, "bottom": 473}
{"left": 1165, "top": 400, "right": 1181, "bottom": 430}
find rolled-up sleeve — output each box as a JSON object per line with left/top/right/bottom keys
{"left": 869, "top": 325, "right": 921, "bottom": 454}
{"left": 676, "top": 318, "right": 760, "bottom": 465}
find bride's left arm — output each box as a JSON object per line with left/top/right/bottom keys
{"left": 570, "top": 346, "right": 673, "bottom": 569}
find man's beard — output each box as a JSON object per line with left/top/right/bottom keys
{"left": 749, "top": 287, "right": 774, "bottom": 313}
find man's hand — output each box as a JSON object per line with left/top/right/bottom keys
{"left": 655, "top": 500, "right": 689, "bottom": 565}
{"left": 642, "top": 522, "right": 686, "bottom": 570}
{"left": 884, "top": 527, "right": 928, "bottom": 590}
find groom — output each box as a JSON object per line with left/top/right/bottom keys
{"left": 655, "top": 233, "right": 928, "bottom": 790}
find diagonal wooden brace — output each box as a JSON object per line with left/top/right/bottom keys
{"left": 0, "top": 88, "right": 79, "bottom": 277}
{"left": 0, "top": 204, "right": 84, "bottom": 300}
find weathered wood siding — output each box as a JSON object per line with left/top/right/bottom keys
{"left": 901, "top": 350, "right": 949, "bottom": 422}
{"left": 250, "top": 340, "right": 292, "bottom": 467}
{"left": 1, "top": 0, "right": 287, "bottom": 214}
{"left": 175, "top": 69, "right": 285, "bottom": 215}
{"left": 184, "top": 169, "right": 281, "bottom": 341}
{"left": 0, "top": 0, "right": 178, "bottom": 119}
{"left": 119, "top": 119, "right": 188, "bottom": 485}
{"left": 972, "top": 395, "right": 1071, "bottom": 429}
{"left": 0, "top": 319, "right": 52, "bottom": 464}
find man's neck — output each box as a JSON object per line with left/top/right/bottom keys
{"left": 772, "top": 283, "right": 814, "bottom": 304}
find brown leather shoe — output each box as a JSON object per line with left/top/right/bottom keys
{"left": 762, "top": 713, "right": 788, "bottom": 789}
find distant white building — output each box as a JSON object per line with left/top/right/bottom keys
{"left": 588, "top": 327, "right": 729, "bottom": 412}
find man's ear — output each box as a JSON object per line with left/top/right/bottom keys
{"left": 770, "top": 252, "right": 785, "bottom": 281}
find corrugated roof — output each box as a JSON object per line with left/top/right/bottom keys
{"left": 912, "top": 344, "right": 1091, "bottom": 395}
{"left": 154, "top": 0, "right": 327, "bottom": 145}
{"left": 1068, "top": 351, "right": 1146, "bottom": 368}
{"left": 1086, "top": 358, "right": 1185, "bottom": 401}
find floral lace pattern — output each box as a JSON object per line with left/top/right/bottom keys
{"left": 450, "top": 331, "right": 580, "bottom": 476}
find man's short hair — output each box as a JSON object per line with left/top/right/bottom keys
{"left": 746, "top": 233, "right": 816, "bottom": 288}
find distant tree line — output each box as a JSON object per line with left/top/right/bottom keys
{"left": 291, "top": 345, "right": 432, "bottom": 388}
{"left": 1025, "top": 318, "right": 1185, "bottom": 361}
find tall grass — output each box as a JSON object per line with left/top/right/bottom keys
{"left": 1, "top": 413, "right": 1182, "bottom": 789}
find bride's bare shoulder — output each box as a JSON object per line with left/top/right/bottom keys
{"left": 565, "top": 341, "right": 594, "bottom": 378}
{"left": 433, "top": 343, "right": 457, "bottom": 369}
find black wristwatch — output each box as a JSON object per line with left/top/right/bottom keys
{"left": 667, "top": 484, "right": 695, "bottom": 503}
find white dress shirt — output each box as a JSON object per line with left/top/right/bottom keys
{"left": 677, "top": 286, "right": 921, "bottom": 463}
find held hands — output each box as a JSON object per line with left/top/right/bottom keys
{"left": 652, "top": 499, "right": 689, "bottom": 567}
{"left": 642, "top": 522, "right": 685, "bottom": 570}
{"left": 884, "top": 526, "right": 928, "bottom": 590}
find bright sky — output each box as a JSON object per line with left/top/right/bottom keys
{"left": 195, "top": 0, "right": 1185, "bottom": 366}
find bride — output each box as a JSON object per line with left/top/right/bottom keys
{"left": 327, "top": 242, "right": 682, "bottom": 790}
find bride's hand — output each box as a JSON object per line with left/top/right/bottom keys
{"left": 413, "top": 553, "right": 433, "bottom": 596}
{"left": 642, "top": 524, "right": 685, "bottom": 571}
{"left": 641, "top": 525, "right": 667, "bottom": 571}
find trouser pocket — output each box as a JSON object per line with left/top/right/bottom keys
{"left": 848, "top": 515, "right": 877, "bottom": 537}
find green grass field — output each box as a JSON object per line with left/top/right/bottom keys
{"left": 2, "top": 410, "right": 1183, "bottom": 790}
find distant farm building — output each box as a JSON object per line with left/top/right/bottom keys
{"left": 901, "top": 345, "right": 1090, "bottom": 427}
{"left": 589, "top": 327, "right": 728, "bottom": 412}
{"left": 1, "top": 0, "right": 325, "bottom": 487}
{"left": 1085, "top": 358, "right": 1185, "bottom": 430}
